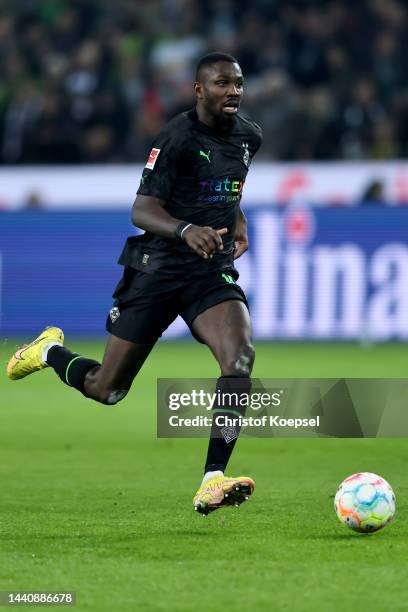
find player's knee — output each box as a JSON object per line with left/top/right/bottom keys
{"left": 224, "top": 343, "right": 255, "bottom": 376}
{"left": 100, "top": 389, "right": 128, "bottom": 405}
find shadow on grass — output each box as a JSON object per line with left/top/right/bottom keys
{"left": 296, "top": 532, "right": 397, "bottom": 541}
{"left": 0, "top": 528, "right": 218, "bottom": 542}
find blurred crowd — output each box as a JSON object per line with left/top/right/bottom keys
{"left": 1, "top": 0, "right": 408, "bottom": 164}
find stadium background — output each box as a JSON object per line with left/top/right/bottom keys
{"left": 1, "top": 0, "right": 407, "bottom": 340}
{"left": 1, "top": 2, "right": 408, "bottom": 611}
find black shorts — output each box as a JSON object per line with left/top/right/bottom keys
{"left": 105, "top": 267, "right": 248, "bottom": 344}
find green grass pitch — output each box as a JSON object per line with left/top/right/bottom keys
{"left": 1, "top": 341, "right": 408, "bottom": 611}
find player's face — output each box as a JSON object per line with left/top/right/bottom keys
{"left": 195, "top": 61, "right": 244, "bottom": 125}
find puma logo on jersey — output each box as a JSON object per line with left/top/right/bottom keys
{"left": 199, "top": 150, "right": 211, "bottom": 163}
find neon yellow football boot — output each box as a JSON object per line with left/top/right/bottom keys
{"left": 193, "top": 475, "right": 255, "bottom": 516}
{"left": 6, "top": 327, "right": 64, "bottom": 380}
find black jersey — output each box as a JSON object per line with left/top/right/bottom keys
{"left": 119, "top": 108, "right": 262, "bottom": 276}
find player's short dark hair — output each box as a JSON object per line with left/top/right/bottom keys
{"left": 195, "top": 52, "right": 239, "bottom": 81}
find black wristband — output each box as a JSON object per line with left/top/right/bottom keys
{"left": 175, "top": 221, "right": 192, "bottom": 240}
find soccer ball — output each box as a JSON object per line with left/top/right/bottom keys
{"left": 334, "top": 472, "right": 396, "bottom": 533}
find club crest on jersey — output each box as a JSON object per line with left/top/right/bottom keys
{"left": 145, "top": 147, "right": 160, "bottom": 170}
{"left": 109, "top": 306, "right": 120, "bottom": 323}
{"left": 242, "top": 142, "right": 249, "bottom": 167}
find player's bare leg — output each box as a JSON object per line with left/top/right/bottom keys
{"left": 191, "top": 299, "right": 256, "bottom": 514}
{"left": 7, "top": 327, "right": 154, "bottom": 406}
{"left": 83, "top": 335, "right": 154, "bottom": 404}
{"left": 193, "top": 300, "right": 254, "bottom": 377}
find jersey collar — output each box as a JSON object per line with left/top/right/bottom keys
{"left": 187, "top": 107, "right": 237, "bottom": 136}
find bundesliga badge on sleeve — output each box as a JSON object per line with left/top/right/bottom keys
{"left": 145, "top": 148, "right": 161, "bottom": 170}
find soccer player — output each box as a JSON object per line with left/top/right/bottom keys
{"left": 7, "top": 52, "right": 263, "bottom": 516}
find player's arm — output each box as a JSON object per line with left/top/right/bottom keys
{"left": 233, "top": 206, "right": 249, "bottom": 260}
{"left": 132, "top": 195, "right": 227, "bottom": 260}
{"left": 232, "top": 125, "right": 261, "bottom": 260}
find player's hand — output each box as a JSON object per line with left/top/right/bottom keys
{"left": 233, "top": 208, "right": 249, "bottom": 260}
{"left": 182, "top": 225, "right": 228, "bottom": 259}
{"left": 233, "top": 227, "right": 249, "bottom": 259}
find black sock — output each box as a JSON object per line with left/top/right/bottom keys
{"left": 46, "top": 346, "right": 99, "bottom": 395}
{"left": 204, "top": 375, "right": 251, "bottom": 474}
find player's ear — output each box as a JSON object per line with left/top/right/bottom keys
{"left": 194, "top": 81, "right": 204, "bottom": 99}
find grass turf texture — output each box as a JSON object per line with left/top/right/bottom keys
{"left": 1, "top": 341, "right": 407, "bottom": 611}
